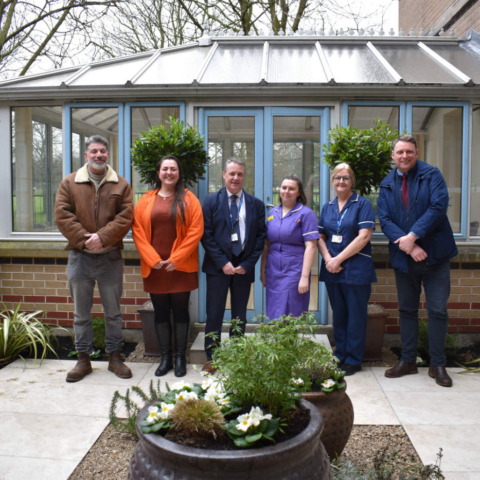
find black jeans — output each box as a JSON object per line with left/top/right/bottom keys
{"left": 394, "top": 258, "right": 451, "bottom": 366}
{"left": 149, "top": 292, "right": 191, "bottom": 324}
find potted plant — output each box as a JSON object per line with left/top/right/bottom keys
{"left": 131, "top": 116, "right": 210, "bottom": 356}
{"left": 322, "top": 119, "right": 397, "bottom": 361}
{"left": 126, "top": 316, "right": 333, "bottom": 479}
{"left": 292, "top": 340, "right": 354, "bottom": 459}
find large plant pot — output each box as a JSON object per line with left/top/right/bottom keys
{"left": 364, "top": 304, "right": 388, "bottom": 361}
{"left": 127, "top": 399, "right": 332, "bottom": 480}
{"left": 302, "top": 383, "right": 354, "bottom": 459}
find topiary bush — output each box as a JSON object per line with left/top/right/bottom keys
{"left": 131, "top": 116, "right": 209, "bottom": 188}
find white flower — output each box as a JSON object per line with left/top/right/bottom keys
{"left": 244, "top": 407, "right": 272, "bottom": 427}
{"left": 175, "top": 391, "right": 198, "bottom": 403}
{"left": 204, "top": 390, "right": 216, "bottom": 402}
{"left": 321, "top": 379, "right": 336, "bottom": 389}
{"left": 201, "top": 378, "right": 215, "bottom": 390}
{"left": 217, "top": 396, "right": 230, "bottom": 407}
{"left": 170, "top": 380, "right": 191, "bottom": 391}
{"left": 236, "top": 416, "right": 253, "bottom": 432}
{"left": 416, "top": 356, "right": 423, "bottom": 365}
{"left": 147, "top": 406, "right": 161, "bottom": 424}
{"left": 159, "top": 402, "right": 175, "bottom": 419}
{"left": 291, "top": 378, "right": 304, "bottom": 386}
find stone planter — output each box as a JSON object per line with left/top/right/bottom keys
{"left": 127, "top": 399, "right": 332, "bottom": 480}
{"left": 302, "top": 382, "right": 354, "bottom": 459}
{"left": 138, "top": 301, "right": 161, "bottom": 357}
{"left": 364, "top": 304, "right": 388, "bottom": 362}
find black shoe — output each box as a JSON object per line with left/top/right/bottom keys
{"left": 174, "top": 322, "right": 189, "bottom": 377}
{"left": 155, "top": 353, "right": 173, "bottom": 376}
{"left": 343, "top": 364, "right": 362, "bottom": 376}
{"left": 174, "top": 355, "right": 187, "bottom": 377}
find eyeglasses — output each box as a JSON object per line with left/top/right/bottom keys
{"left": 333, "top": 176, "right": 352, "bottom": 182}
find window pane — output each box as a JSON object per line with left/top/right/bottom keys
{"left": 471, "top": 106, "right": 480, "bottom": 236}
{"left": 347, "top": 105, "right": 400, "bottom": 229}
{"left": 130, "top": 106, "right": 180, "bottom": 204}
{"left": 412, "top": 107, "right": 462, "bottom": 233}
{"left": 71, "top": 108, "right": 119, "bottom": 173}
{"left": 12, "top": 106, "right": 63, "bottom": 232}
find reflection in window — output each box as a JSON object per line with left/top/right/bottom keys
{"left": 471, "top": 106, "right": 480, "bottom": 236}
{"left": 130, "top": 106, "right": 180, "bottom": 203}
{"left": 71, "top": 108, "right": 119, "bottom": 174}
{"left": 207, "top": 117, "right": 255, "bottom": 195}
{"left": 412, "top": 107, "right": 462, "bottom": 233}
{"left": 348, "top": 105, "right": 400, "bottom": 227}
{"left": 12, "top": 107, "right": 63, "bottom": 232}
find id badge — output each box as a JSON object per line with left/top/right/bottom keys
{"left": 231, "top": 233, "right": 239, "bottom": 242}
{"left": 332, "top": 235, "right": 343, "bottom": 244}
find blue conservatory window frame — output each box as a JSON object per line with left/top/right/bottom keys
{"left": 342, "top": 100, "right": 469, "bottom": 240}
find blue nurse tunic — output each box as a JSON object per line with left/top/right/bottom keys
{"left": 265, "top": 203, "right": 319, "bottom": 320}
{"left": 318, "top": 193, "right": 376, "bottom": 366}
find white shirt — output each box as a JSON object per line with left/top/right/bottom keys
{"left": 226, "top": 188, "right": 246, "bottom": 250}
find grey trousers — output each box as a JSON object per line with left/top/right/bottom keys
{"left": 67, "top": 249, "right": 124, "bottom": 354}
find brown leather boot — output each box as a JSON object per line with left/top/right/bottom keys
{"left": 428, "top": 365, "right": 453, "bottom": 388}
{"left": 385, "top": 361, "right": 418, "bottom": 378}
{"left": 108, "top": 351, "right": 132, "bottom": 379}
{"left": 66, "top": 352, "right": 93, "bottom": 383}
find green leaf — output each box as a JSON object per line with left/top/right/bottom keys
{"left": 151, "top": 422, "right": 165, "bottom": 433}
{"left": 245, "top": 433, "right": 262, "bottom": 443}
{"left": 233, "top": 437, "right": 251, "bottom": 448}
{"left": 141, "top": 426, "right": 153, "bottom": 433}
{"left": 263, "top": 418, "right": 279, "bottom": 438}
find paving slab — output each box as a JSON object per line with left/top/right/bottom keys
{"left": 371, "top": 367, "right": 480, "bottom": 393}
{"left": 404, "top": 426, "right": 480, "bottom": 474}
{"left": 344, "top": 368, "right": 400, "bottom": 425}
{"left": 0, "top": 412, "right": 107, "bottom": 461}
{"left": 0, "top": 456, "right": 78, "bottom": 480}
{"left": 443, "top": 473, "right": 480, "bottom": 480}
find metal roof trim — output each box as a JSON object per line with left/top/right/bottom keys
{"left": 0, "top": 66, "right": 81, "bottom": 87}
{"left": 315, "top": 42, "right": 334, "bottom": 85}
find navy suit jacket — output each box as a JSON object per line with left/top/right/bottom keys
{"left": 201, "top": 188, "right": 266, "bottom": 283}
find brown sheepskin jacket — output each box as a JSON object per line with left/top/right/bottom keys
{"left": 54, "top": 164, "right": 134, "bottom": 251}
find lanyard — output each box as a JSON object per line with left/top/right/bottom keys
{"left": 337, "top": 207, "right": 349, "bottom": 234}
{"left": 229, "top": 192, "right": 244, "bottom": 230}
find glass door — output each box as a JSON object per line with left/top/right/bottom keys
{"left": 264, "top": 107, "right": 330, "bottom": 324}
{"left": 198, "top": 109, "right": 264, "bottom": 322}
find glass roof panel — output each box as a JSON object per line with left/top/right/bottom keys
{"left": 5, "top": 70, "right": 77, "bottom": 88}
{"left": 430, "top": 44, "right": 480, "bottom": 83}
{"left": 375, "top": 44, "right": 462, "bottom": 84}
{"left": 136, "top": 47, "right": 211, "bottom": 84}
{"left": 71, "top": 57, "right": 151, "bottom": 86}
{"left": 322, "top": 44, "right": 394, "bottom": 83}
{"left": 201, "top": 44, "right": 263, "bottom": 84}
{"left": 267, "top": 44, "right": 327, "bottom": 83}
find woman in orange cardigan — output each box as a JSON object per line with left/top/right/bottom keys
{"left": 132, "top": 155, "right": 204, "bottom": 377}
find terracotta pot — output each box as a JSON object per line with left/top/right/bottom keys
{"left": 364, "top": 304, "right": 388, "bottom": 361}
{"left": 302, "top": 383, "right": 354, "bottom": 459}
{"left": 127, "top": 399, "right": 332, "bottom": 480}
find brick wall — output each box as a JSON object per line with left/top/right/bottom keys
{"left": 372, "top": 264, "right": 480, "bottom": 334}
{"left": 0, "top": 258, "right": 149, "bottom": 329}
{"left": 399, "top": 0, "right": 480, "bottom": 37}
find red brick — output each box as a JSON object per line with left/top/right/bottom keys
{"left": 93, "top": 298, "right": 102, "bottom": 304}
{"left": 24, "top": 295, "right": 46, "bottom": 302}
{"left": 2, "top": 295, "right": 23, "bottom": 302}
{"left": 125, "top": 321, "right": 142, "bottom": 329}
{"left": 447, "top": 326, "right": 458, "bottom": 333}
{"left": 58, "top": 319, "right": 74, "bottom": 327}
{"left": 471, "top": 319, "right": 480, "bottom": 325}
{"left": 385, "top": 318, "right": 398, "bottom": 325}
{"left": 385, "top": 325, "right": 401, "bottom": 333}
{"left": 136, "top": 297, "right": 149, "bottom": 305}
{"left": 120, "top": 298, "right": 137, "bottom": 305}
{"left": 377, "top": 302, "right": 398, "bottom": 309}
{"left": 447, "top": 302, "right": 471, "bottom": 309}
{"left": 45, "top": 311, "right": 69, "bottom": 319}
{"left": 450, "top": 318, "right": 470, "bottom": 325}
{"left": 472, "top": 303, "right": 480, "bottom": 309}
{"left": 46, "top": 296, "right": 68, "bottom": 303}
{"left": 458, "top": 326, "right": 480, "bottom": 333}
{"left": 122, "top": 313, "right": 136, "bottom": 320}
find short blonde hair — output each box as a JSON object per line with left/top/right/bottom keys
{"left": 330, "top": 163, "right": 356, "bottom": 187}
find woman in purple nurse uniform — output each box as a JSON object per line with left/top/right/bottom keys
{"left": 260, "top": 174, "right": 319, "bottom": 320}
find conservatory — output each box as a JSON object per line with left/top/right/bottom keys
{"left": 1, "top": 28, "right": 480, "bottom": 332}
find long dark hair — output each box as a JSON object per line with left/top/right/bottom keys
{"left": 155, "top": 155, "right": 186, "bottom": 224}
{"left": 280, "top": 174, "right": 307, "bottom": 205}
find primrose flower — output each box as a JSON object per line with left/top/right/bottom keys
{"left": 159, "top": 402, "right": 175, "bottom": 419}
{"left": 147, "top": 406, "right": 161, "bottom": 424}
{"left": 175, "top": 391, "right": 198, "bottom": 403}
{"left": 236, "top": 414, "right": 253, "bottom": 432}
{"left": 170, "top": 380, "right": 191, "bottom": 391}
{"left": 291, "top": 378, "right": 304, "bottom": 386}
{"left": 247, "top": 407, "right": 272, "bottom": 426}
{"left": 204, "top": 390, "right": 216, "bottom": 402}
{"left": 201, "top": 378, "right": 215, "bottom": 390}
{"left": 217, "top": 397, "right": 230, "bottom": 407}
{"left": 416, "top": 356, "right": 424, "bottom": 365}
{"left": 321, "top": 379, "right": 336, "bottom": 389}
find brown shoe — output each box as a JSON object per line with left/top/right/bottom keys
{"left": 108, "top": 351, "right": 132, "bottom": 379}
{"left": 428, "top": 365, "right": 453, "bottom": 388}
{"left": 66, "top": 352, "right": 93, "bottom": 383}
{"left": 201, "top": 361, "right": 216, "bottom": 374}
{"left": 385, "top": 361, "right": 418, "bottom": 378}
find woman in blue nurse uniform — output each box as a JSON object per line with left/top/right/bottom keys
{"left": 260, "top": 174, "right": 319, "bottom": 320}
{"left": 318, "top": 163, "right": 376, "bottom": 376}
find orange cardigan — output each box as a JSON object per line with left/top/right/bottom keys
{"left": 132, "top": 189, "right": 204, "bottom": 278}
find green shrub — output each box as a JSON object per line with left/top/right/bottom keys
{"left": 92, "top": 316, "right": 106, "bottom": 350}
{"left": 417, "top": 319, "right": 458, "bottom": 362}
{"left": 0, "top": 304, "right": 67, "bottom": 366}
{"left": 131, "top": 116, "right": 209, "bottom": 188}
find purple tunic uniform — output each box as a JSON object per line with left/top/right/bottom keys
{"left": 265, "top": 203, "right": 320, "bottom": 320}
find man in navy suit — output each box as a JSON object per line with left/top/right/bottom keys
{"left": 201, "top": 157, "right": 266, "bottom": 372}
